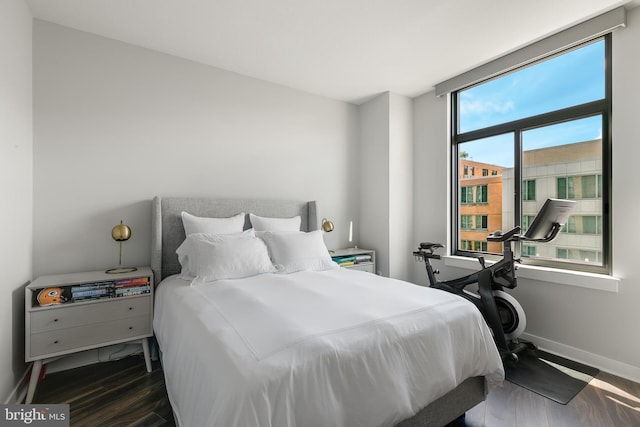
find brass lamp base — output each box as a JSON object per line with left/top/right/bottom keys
{"left": 106, "top": 266, "right": 138, "bottom": 274}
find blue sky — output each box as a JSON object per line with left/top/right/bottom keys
{"left": 458, "top": 39, "right": 604, "bottom": 167}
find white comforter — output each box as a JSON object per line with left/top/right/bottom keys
{"left": 154, "top": 268, "right": 504, "bottom": 427}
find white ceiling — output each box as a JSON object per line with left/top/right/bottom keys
{"left": 26, "top": 0, "right": 635, "bottom": 104}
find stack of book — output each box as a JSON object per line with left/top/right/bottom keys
{"left": 332, "top": 256, "right": 356, "bottom": 267}
{"left": 114, "top": 276, "right": 151, "bottom": 297}
{"left": 71, "top": 281, "right": 115, "bottom": 302}
{"left": 354, "top": 254, "right": 372, "bottom": 264}
{"left": 331, "top": 254, "right": 373, "bottom": 267}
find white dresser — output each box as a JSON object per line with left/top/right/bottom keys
{"left": 24, "top": 267, "right": 153, "bottom": 403}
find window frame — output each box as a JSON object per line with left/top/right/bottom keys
{"left": 450, "top": 35, "right": 612, "bottom": 275}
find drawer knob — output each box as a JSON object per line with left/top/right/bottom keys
{"left": 128, "top": 307, "right": 133, "bottom": 310}
{"left": 53, "top": 340, "right": 59, "bottom": 344}
{"left": 53, "top": 318, "right": 59, "bottom": 322}
{"left": 128, "top": 326, "right": 133, "bottom": 330}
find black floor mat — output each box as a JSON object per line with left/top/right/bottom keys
{"left": 504, "top": 347, "right": 599, "bottom": 404}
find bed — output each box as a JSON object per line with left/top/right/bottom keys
{"left": 151, "top": 196, "right": 504, "bottom": 427}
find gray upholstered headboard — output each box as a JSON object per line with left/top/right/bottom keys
{"left": 150, "top": 196, "right": 318, "bottom": 284}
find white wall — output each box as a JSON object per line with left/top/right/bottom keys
{"left": 33, "top": 20, "right": 359, "bottom": 277}
{"left": 412, "top": 6, "right": 640, "bottom": 380}
{"left": 358, "top": 92, "right": 413, "bottom": 279}
{"left": 359, "top": 94, "right": 390, "bottom": 274}
{"left": 388, "top": 93, "right": 413, "bottom": 281}
{"left": 0, "top": 0, "right": 33, "bottom": 402}
{"left": 411, "top": 93, "right": 450, "bottom": 280}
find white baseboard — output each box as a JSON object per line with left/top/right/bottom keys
{"left": 521, "top": 332, "right": 640, "bottom": 383}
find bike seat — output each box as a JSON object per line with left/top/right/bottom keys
{"left": 419, "top": 242, "right": 444, "bottom": 250}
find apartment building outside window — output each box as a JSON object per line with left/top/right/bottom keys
{"left": 452, "top": 36, "right": 611, "bottom": 274}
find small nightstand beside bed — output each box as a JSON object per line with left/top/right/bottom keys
{"left": 151, "top": 197, "right": 504, "bottom": 427}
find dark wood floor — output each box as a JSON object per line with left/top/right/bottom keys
{"left": 34, "top": 356, "right": 174, "bottom": 427}
{"left": 33, "top": 355, "right": 640, "bottom": 426}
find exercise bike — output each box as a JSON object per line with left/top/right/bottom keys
{"left": 413, "top": 198, "right": 575, "bottom": 362}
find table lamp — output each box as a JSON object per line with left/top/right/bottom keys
{"left": 106, "top": 220, "right": 138, "bottom": 274}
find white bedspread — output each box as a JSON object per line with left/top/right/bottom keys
{"left": 154, "top": 268, "right": 504, "bottom": 427}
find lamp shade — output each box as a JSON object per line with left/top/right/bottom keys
{"left": 322, "top": 218, "right": 334, "bottom": 232}
{"left": 112, "top": 221, "right": 131, "bottom": 241}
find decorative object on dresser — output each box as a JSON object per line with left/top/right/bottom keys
{"left": 24, "top": 267, "right": 154, "bottom": 404}
{"left": 106, "top": 220, "right": 137, "bottom": 274}
{"left": 331, "top": 247, "right": 376, "bottom": 273}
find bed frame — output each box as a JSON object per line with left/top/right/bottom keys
{"left": 150, "top": 196, "right": 485, "bottom": 426}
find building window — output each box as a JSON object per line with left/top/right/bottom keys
{"left": 561, "top": 215, "right": 602, "bottom": 235}
{"left": 522, "top": 215, "right": 536, "bottom": 232}
{"left": 461, "top": 240, "right": 488, "bottom": 252}
{"left": 523, "top": 180, "right": 536, "bottom": 201}
{"left": 474, "top": 241, "right": 488, "bottom": 252}
{"left": 562, "top": 216, "right": 577, "bottom": 234}
{"left": 452, "top": 36, "right": 611, "bottom": 274}
{"left": 475, "top": 185, "right": 488, "bottom": 203}
{"left": 482, "top": 168, "right": 489, "bottom": 176}
{"left": 461, "top": 215, "right": 473, "bottom": 230}
{"left": 460, "top": 186, "right": 474, "bottom": 204}
{"left": 557, "top": 248, "right": 602, "bottom": 263}
{"left": 475, "top": 215, "right": 488, "bottom": 230}
{"left": 557, "top": 174, "right": 602, "bottom": 199}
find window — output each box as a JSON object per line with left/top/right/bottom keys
{"left": 461, "top": 215, "right": 473, "bottom": 230}
{"left": 475, "top": 241, "right": 488, "bottom": 252}
{"left": 475, "top": 215, "right": 488, "bottom": 230}
{"left": 557, "top": 174, "right": 602, "bottom": 199}
{"left": 523, "top": 180, "right": 536, "bottom": 201}
{"left": 562, "top": 215, "right": 602, "bottom": 235}
{"left": 461, "top": 186, "right": 474, "bottom": 204}
{"left": 452, "top": 37, "right": 611, "bottom": 274}
{"left": 557, "top": 248, "right": 602, "bottom": 263}
{"left": 462, "top": 240, "right": 488, "bottom": 252}
{"left": 522, "top": 215, "right": 536, "bottom": 232}
{"left": 563, "top": 216, "right": 577, "bottom": 234}
{"left": 475, "top": 185, "right": 488, "bottom": 203}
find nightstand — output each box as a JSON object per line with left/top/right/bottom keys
{"left": 24, "top": 267, "right": 154, "bottom": 404}
{"left": 331, "top": 248, "right": 376, "bottom": 273}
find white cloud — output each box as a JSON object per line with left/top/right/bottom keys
{"left": 460, "top": 99, "right": 515, "bottom": 116}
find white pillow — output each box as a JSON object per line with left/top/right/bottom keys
{"left": 191, "top": 235, "right": 276, "bottom": 284}
{"left": 249, "top": 213, "right": 301, "bottom": 232}
{"left": 260, "top": 230, "right": 338, "bottom": 274}
{"left": 181, "top": 211, "right": 245, "bottom": 236}
{"left": 176, "top": 229, "right": 255, "bottom": 278}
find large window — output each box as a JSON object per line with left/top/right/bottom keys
{"left": 452, "top": 36, "right": 611, "bottom": 274}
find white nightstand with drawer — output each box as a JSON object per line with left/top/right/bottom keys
{"left": 25, "top": 267, "right": 153, "bottom": 403}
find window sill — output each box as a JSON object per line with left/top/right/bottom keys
{"left": 443, "top": 255, "right": 619, "bottom": 293}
